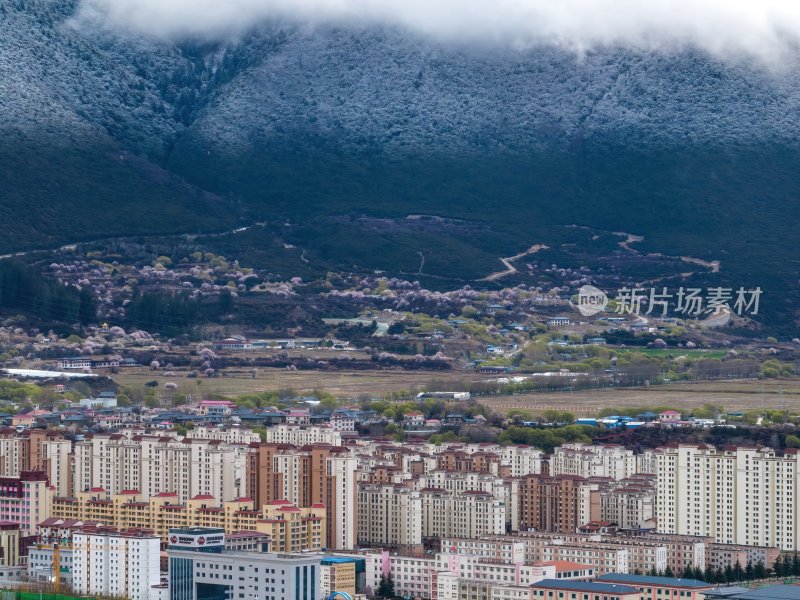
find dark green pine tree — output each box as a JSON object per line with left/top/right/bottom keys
{"left": 724, "top": 565, "right": 734, "bottom": 582}
{"left": 734, "top": 561, "right": 743, "bottom": 581}
{"left": 663, "top": 566, "right": 674, "bottom": 578}
{"left": 78, "top": 286, "right": 97, "bottom": 324}
{"left": 745, "top": 561, "right": 754, "bottom": 580}
{"left": 376, "top": 575, "right": 390, "bottom": 598}
{"left": 774, "top": 557, "right": 785, "bottom": 578}
{"left": 376, "top": 574, "right": 395, "bottom": 599}
{"left": 754, "top": 560, "right": 766, "bottom": 580}
{"left": 792, "top": 553, "right": 800, "bottom": 576}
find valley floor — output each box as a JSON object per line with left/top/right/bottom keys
{"left": 111, "top": 366, "right": 800, "bottom": 414}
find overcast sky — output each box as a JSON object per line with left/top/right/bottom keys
{"left": 76, "top": 0, "right": 800, "bottom": 61}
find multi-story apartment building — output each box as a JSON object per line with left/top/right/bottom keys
{"left": 706, "top": 542, "right": 780, "bottom": 570}
{"left": 0, "top": 470, "right": 52, "bottom": 536}
{"left": 443, "top": 532, "right": 708, "bottom": 576}
{"left": 0, "top": 429, "right": 67, "bottom": 477}
{"left": 72, "top": 527, "right": 161, "bottom": 600}
{"left": 421, "top": 489, "right": 506, "bottom": 539}
{"left": 42, "top": 436, "right": 72, "bottom": 498}
{"left": 0, "top": 521, "right": 20, "bottom": 567}
{"left": 591, "top": 474, "right": 656, "bottom": 529}
{"left": 327, "top": 452, "right": 359, "bottom": 550}
{"left": 0, "top": 428, "right": 23, "bottom": 477}
{"left": 50, "top": 489, "right": 325, "bottom": 551}
{"left": 652, "top": 444, "right": 800, "bottom": 550}
{"left": 439, "top": 538, "right": 525, "bottom": 564}
{"left": 245, "top": 443, "right": 357, "bottom": 549}
{"left": 434, "top": 449, "right": 511, "bottom": 476}
{"left": 260, "top": 424, "right": 342, "bottom": 446}
{"left": 356, "top": 483, "right": 505, "bottom": 552}
{"left": 495, "top": 445, "right": 544, "bottom": 477}
{"left": 185, "top": 426, "right": 260, "bottom": 445}
{"left": 329, "top": 414, "right": 356, "bottom": 433}
{"left": 539, "top": 544, "right": 632, "bottom": 575}
{"left": 349, "top": 547, "right": 597, "bottom": 600}
{"left": 551, "top": 443, "right": 639, "bottom": 480}
{"left": 415, "top": 471, "right": 503, "bottom": 495}
{"left": 354, "top": 440, "right": 542, "bottom": 479}
{"left": 413, "top": 470, "right": 521, "bottom": 531}
{"left": 72, "top": 433, "right": 249, "bottom": 502}
{"left": 357, "top": 483, "right": 423, "bottom": 551}
{"left": 519, "top": 474, "right": 598, "bottom": 532}
{"left": 616, "top": 532, "right": 707, "bottom": 572}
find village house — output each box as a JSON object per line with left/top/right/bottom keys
{"left": 548, "top": 316, "right": 570, "bottom": 326}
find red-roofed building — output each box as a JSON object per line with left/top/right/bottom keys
{"left": 197, "top": 400, "right": 235, "bottom": 417}
{"left": 49, "top": 491, "right": 324, "bottom": 552}
{"left": 403, "top": 412, "right": 425, "bottom": 428}
{"left": 285, "top": 411, "right": 311, "bottom": 425}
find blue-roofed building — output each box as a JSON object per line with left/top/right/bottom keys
{"left": 595, "top": 573, "right": 715, "bottom": 600}
{"left": 704, "top": 585, "right": 800, "bottom": 600}
{"left": 319, "top": 556, "right": 367, "bottom": 599}
{"left": 531, "top": 579, "right": 640, "bottom": 599}
{"left": 261, "top": 411, "right": 287, "bottom": 425}
{"left": 63, "top": 414, "right": 89, "bottom": 425}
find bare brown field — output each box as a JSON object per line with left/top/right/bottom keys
{"left": 109, "top": 364, "right": 800, "bottom": 413}
{"left": 110, "top": 367, "right": 472, "bottom": 398}
{"left": 480, "top": 378, "right": 800, "bottom": 415}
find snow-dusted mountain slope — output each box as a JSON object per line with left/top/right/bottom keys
{"left": 2, "top": 0, "right": 800, "bottom": 321}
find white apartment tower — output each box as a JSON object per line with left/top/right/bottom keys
{"left": 72, "top": 433, "right": 248, "bottom": 502}
{"left": 551, "top": 443, "right": 638, "bottom": 480}
{"left": 654, "top": 444, "right": 800, "bottom": 550}
{"left": 328, "top": 453, "right": 358, "bottom": 550}
{"left": 261, "top": 425, "right": 342, "bottom": 446}
{"left": 72, "top": 529, "right": 161, "bottom": 600}
{"left": 357, "top": 484, "right": 423, "bottom": 550}
{"left": 42, "top": 437, "right": 73, "bottom": 498}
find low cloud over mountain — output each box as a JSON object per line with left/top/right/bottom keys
{"left": 76, "top": 0, "right": 800, "bottom": 63}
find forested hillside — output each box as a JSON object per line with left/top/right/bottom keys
{"left": 2, "top": 0, "right": 800, "bottom": 327}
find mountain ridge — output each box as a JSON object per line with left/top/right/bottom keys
{"left": 2, "top": 0, "right": 800, "bottom": 330}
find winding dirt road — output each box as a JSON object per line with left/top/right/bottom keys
{"left": 479, "top": 244, "right": 549, "bottom": 281}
